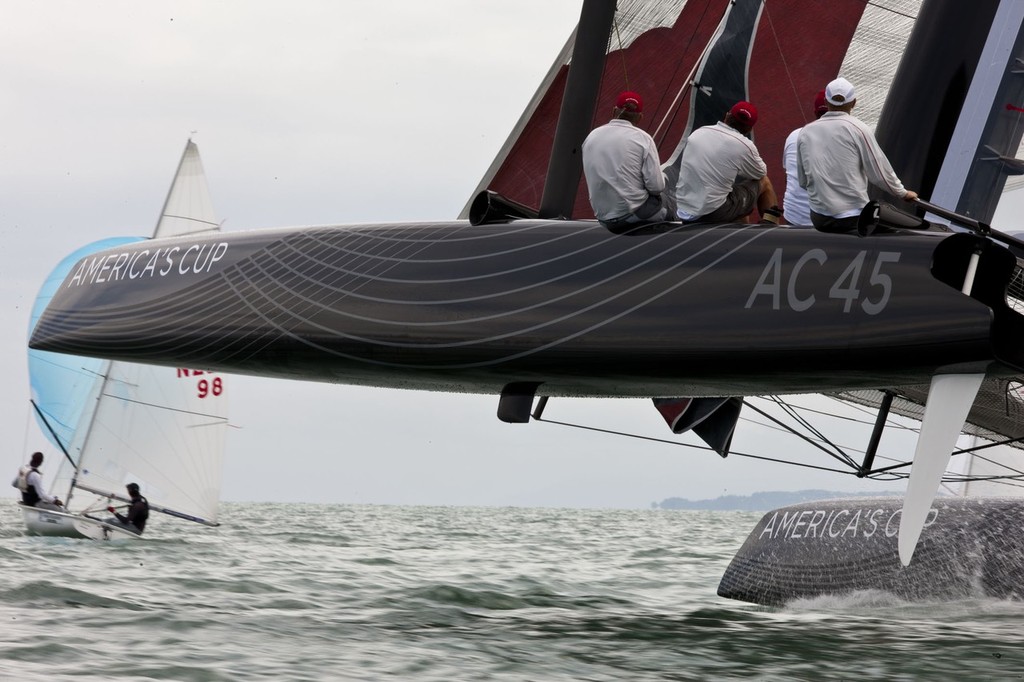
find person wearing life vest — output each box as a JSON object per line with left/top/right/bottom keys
{"left": 11, "top": 451, "right": 63, "bottom": 510}
{"left": 106, "top": 482, "right": 149, "bottom": 534}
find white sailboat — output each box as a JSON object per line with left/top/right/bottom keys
{"left": 23, "top": 140, "right": 229, "bottom": 539}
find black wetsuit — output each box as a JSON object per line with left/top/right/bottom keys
{"left": 114, "top": 496, "right": 149, "bottom": 533}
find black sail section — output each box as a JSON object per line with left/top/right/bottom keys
{"left": 874, "top": 0, "right": 1002, "bottom": 203}
{"left": 679, "top": 0, "right": 764, "bottom": 152}
{"left": 660, "top": 0, "right": 764, "bottom": 208}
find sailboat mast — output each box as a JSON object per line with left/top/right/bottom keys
{"left": 537, "top": 0, "right": 616, "bottom": 219}
{"left": 62, "top": 360, "right": 115, "bottom": 508}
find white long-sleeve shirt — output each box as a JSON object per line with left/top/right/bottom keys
{"left": 582, "top": 119, "right": 666, "bottom": 221}
{"left": 796, "top": 111, "right": 908, "bottom": 219}
{"left": 782, "top": 127, "right": 811, "bottom": 225}
{"left": 12, "top": 466, "right": 58, "bottom": 504}
{"left": 675, "top": 121, "right": 767, "bottom": 219}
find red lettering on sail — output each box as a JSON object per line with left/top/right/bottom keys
{"left": 176, "top": 369, "right": 223, "bottom": 398}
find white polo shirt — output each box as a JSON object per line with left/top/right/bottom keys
{"left": 582, "top": 119, "right": 666, "bottom": 221}
{"left": 783, "top": 127, "right": 811, "bottom": 225}
{"left": 675, "top": 121, "right": 767, "bottom": 219}
{"left": 797, "top": 111, "right": 908, "bottom": 218}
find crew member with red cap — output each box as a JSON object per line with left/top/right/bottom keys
{"left": 782, "top": 90, "right": 828, "bottom": 226}
{"left": 797, "top": 77, "right": 918, "bottom": 233}
{"left": 582, "top": 90, "right": 668, "bottom": 229}
{"left": 675, "top": 101, "right": 781, "bottom": 224}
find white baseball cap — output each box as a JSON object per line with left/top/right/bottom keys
{"left": 825, "top": 77, "right": 856, "bottom": 105}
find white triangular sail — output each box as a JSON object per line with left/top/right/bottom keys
{"left": 73, "top": 363, "right": 227, "bottom": 525}
{"left": 75, "top": 139, "right": 228, "bottom": 523}
{"left": 153, "top": 139, "right": 220, "bottom": 238}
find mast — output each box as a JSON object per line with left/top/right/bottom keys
{"left": 873, "top": 0, "right": 1004, "bottom": 206}
{"left": 537, "top": 0, "right": 616, "bottom": 219}
{"left": 62, "top": 360, "right": 115, "bottom": 508}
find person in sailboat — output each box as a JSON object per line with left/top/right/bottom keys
{"left": 782, "top": 90, "right": 828, "bottom": 226}
{"left": 674, "top": 101, "right": 782, "bottom": 225}
{"left": 581, "top": 90, "right": 668, "bottom": 229}
{"left": 796, "top": 77, "right": 919, "bottom": 233}
{"left": 105, "top": 482, "right": 149, "bottom": 534}
{"left": 11, "top": 451, "right": 63, "bottom": 510}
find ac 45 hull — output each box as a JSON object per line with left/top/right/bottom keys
{"left": 27, "top": 219, "right": 1024, "bottom": 397}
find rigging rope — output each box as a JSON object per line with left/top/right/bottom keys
{"left": 532, "top": 415, "right": 869, "bottom": 477}
{"left": 743, "top": 399, "right": 861, "bottom": 470}
{"left": 866, "top": 0, "right": 918, "bottom": 21}
{"left": 761, "top": 2, "right": 807, "bottom": 127}
{"left": 649, "top": 0, "right": 718, "bottom": 146}
{"left": 771, "top": 396, "right": 852, "bottom": 463}
{"left": 532, "top": 393, "right": 1024, "bottom": 489}
{"left": 611, "top": 13, "right": 629, "bottom": 91}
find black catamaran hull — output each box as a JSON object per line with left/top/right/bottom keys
{"left": 718, "top": 497, "right": 1024, "bottom": 605}
{"left": 27, "top": 219, "right": 1024, "bottom": 397}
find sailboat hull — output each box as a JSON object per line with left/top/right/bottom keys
{"left": 20, "top": 505, "right": 143, "bottom": 541}
{"left": 20, "top": 505, "right": 84, "bottom": 538}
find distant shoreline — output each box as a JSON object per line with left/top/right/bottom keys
{"left": 653, "top": 489, "right": 901, "bottom": 512}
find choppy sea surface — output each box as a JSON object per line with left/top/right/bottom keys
{"left": 2, "top": 503, "right": 1024, "bottom": 681}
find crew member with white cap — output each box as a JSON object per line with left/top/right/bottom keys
{"left": 796, "top": 77, "right": 918, "bottom": 233}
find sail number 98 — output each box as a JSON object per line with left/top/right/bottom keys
{"left": 197, "top": 377, "right": 223, "bottom": 398}
{"left": 745, "top": 248, "right": 901, "bottom": 315}
{"left": 176, "top": 368, "right": 224, "bottom": 398}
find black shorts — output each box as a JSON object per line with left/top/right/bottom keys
{"left": 810, "top": 211, "right": 859, "bottom": 233}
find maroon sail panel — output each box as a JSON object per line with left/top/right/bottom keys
{"left": 468, "top": 0, "right": 868, "bottom": 220}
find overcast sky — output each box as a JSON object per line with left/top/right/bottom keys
{"left": 0, "top": 1, "right": 960, "bottom": 508}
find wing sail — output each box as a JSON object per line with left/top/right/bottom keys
{"left": 465, "top": 0, "right": 873, "bottom": 219}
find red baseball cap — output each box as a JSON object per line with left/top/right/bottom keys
{"left": 814, "top": 90, "right": 828, "bottom": 117}
{"left": 616, "top": 91, "right": 643, "bottom": 113}
{"left": 729, "top": 101, "right": 758, "bottom": 127}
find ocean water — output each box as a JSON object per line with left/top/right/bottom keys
{"left": 2, "top": 503, "right": 1024, "bottom": 681}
